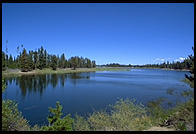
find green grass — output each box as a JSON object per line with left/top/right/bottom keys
{"left": 73, "top": 97, "right": 194, "bottom": 131}
{"left": 159, "top": 98, "right": 194, "bottom": 131}
{"left": 2, "top": 100, "right": 31, "bottom": 131}
{"left": 73, "top": 98, "right": 154, "bottom": 131}
{"left": 182, "top": 78, "right": 194, "bottom": 88}
{"left": 2, "top": 67, "right": 131, "bottom": 77}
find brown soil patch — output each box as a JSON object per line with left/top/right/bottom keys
{"left": 144, "top": 126, "right": 176, "bottom": 131}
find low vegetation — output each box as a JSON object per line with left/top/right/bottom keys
{"left": 2, "top": 78, "right": 30, "bottom": 131}
{"left": 2, "top": 100, "right": 31, "bottom": 131}
{"left": 2, "top": 92, "right": 194, "bottom": 131}
{"left": 73, "top": 99, "right": 153, "bottom": 131}
{"left": 2, "top": 67, "right": 130, "bottom": 77}
{"left": 41, "top": 101, "right": 73, "bottom": 131}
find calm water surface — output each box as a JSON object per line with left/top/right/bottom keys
{"left": 2, "top": 69, "right": 192, "bottom": 126}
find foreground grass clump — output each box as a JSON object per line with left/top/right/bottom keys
{"left": 159, "top": 98, "right": 194, "bottom": 131}
{"left": 2, "top": 100, "right": 31, "bottom": 131}
{"left": 73, "top": 97, "right": 194, "bottom": 131}
{"left": 73, "top": 99, "right": 153, "bottom": 131}
{"left": 182, "top": 78, "right": 194, "bottom": 88}
{"left": 2, "top": 78, "right": 29, "bottom": 131}
{"left": 2, "top": 78, "right": 39, "bottom": 131}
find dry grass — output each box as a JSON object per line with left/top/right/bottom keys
{"left": 2, "top": 67, "right": 130, "bottom": 77}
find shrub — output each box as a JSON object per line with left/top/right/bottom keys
{"left": 2, "top": 100, "right": 30, "bottom": 131}
{"left": 41, "top": 101, "right": 73, "bottom": 131}
{"left": 73, "top": 114, "right": 90, "bottom": 131}
{"left": 73, "top": 98, "right": 153, "bottom": 131}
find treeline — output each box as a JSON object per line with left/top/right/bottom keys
{"left": 100, "top": 63, "right": 132, "bottom": 67}
{"left": 132, "top": 51, "right": 194, "bottom": 70}
{"left": 2, "top": 46, "right": 96, "bottom": 72}
{"left": 133, "top": 58, "right": 193, "bottom": 70}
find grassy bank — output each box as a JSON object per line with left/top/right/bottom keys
{"left": 2, "top": 67, "right": 131, "bottom": 77}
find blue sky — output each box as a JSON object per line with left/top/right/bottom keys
{"left": 2, "top": 3, "right": 194, "bottom": 65}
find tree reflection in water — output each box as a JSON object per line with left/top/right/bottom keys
{"left": 5, "top": 73, "right": 92, "bottom": 98}
{"left": 68, "top": 73, "right": 91, "bottom": 86}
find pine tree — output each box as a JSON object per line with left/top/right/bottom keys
{"left": 37, "top": 46, "right": 45, "bottom": 70}
{"left": 21, "top": 48, "right": 29, "bottom": 72}
{"left": 46, "top": 54, "right": 51, "bottom": 68}
{"left": 60, "top": 53, "right": 66, "bottom": 68}
{"left": 28, "top": 51, "right": 34, "bottom": 71}
{"left": 43, "top": 49, "right": 47, "bottom": 68}
{"left": 40, "top": 46, "right": 44, "bottom": 70}
{"left": 33, "top": 51, "right": 38, "bottom": 69}
{"left": 41, "top": 101, "right": 73, "bottom": 131}
{"left": 70, "top": 57, "right": 77, "bottom": 70}
{"left": 5, "top": 54, "right": 9, "bottom": 70}
{"left": 57, "top": 55, "right": 60, "bottom": 68}
{"left": 92, "top": 60, "right": 96, "bottom": 68}
{"left": 87, "top": 59, "right": 92, "bottom": 68}
{"left": 51, "top": 55, "right": 57, "bottom": 70}
{"left": 2, "top": 51, "right": 6, "bottom": 71}
{"left": 185, "top": 47, "right": 194, "bottom": 88}
{"left": 8, "top": 54, "right": 14, "bottom": 68}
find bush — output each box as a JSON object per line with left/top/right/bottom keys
{"left": 2, "top": 78, "right": 6, "bottom": 93}
{"left": 73, "top": 114, "right": 90, "bottom": 131}
{"left": 41, "top": 101, "right": 73, "bottom": 131}
{"left": 2, "top": 78, "right": 30, "bottom": 131}
{"left": 160, "top": 98, "right": 194, "bottom": 131}
{"left": 2, "top": 100, "right": 30, "bottom": 131}
{"left": 73, "top": 98, "right": 153, "bottom": 131}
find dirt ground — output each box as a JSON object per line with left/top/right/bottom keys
{"left": 144, "top": 126, "right": 176, "bottom": 131}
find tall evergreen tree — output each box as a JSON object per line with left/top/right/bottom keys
{"left": 87, "top": 59, "right": 92, "bottom": 68}
{"left": 28, "top": 51, "right": 34, "bottom": 71}
{"left": 60, "top": 53, "right": 66, "bottom": 68}
{"left": 185, "top": 47, "right": 194, "bottom": 88}
{"left": 92, "top": 60, "right": 96, "bottom": 68}
{"left": 8, "top": 54, "right": 14, "bottom": 68}
{"left": 43, "top": 49, "right": 47, "bottom": 68}
{"left": 33, "top": 51, "right": 38, "bottom": 69}
{"left": 46, "top": 54, "right": 51, "bottom": 68}
{"left": 38, "top": 46, "right": 45, "bottom": 70}
{"left": 2, "top": 51, "right": 6, "bottom": 71}
{"left": 51, "top": 55, "right": 57, "bottom": 70}
{"left": 70, "top": 57, "right": 77, "bottom": 70}
{"left": 5, "top": 54, "right": 9, "bottom": 70}
{"left": 21, "top": 48, "right": 29, "bottom": 72}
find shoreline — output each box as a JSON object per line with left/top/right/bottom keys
{"left": 132, "top": 67, "right": 190, "bottom": 72}
{"left": 2, "top": 67, "right": 190, "bottom": 77}
{"left": 2, "top": 67, "right": 131, "bottom": 77}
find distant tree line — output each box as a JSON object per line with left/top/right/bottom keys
{"left": 132, "top": 49, "right": 194, "bottom": 70}
{"left": 99, "top": 55, "right": 193, "bottom": 70}
{"left": 2, "top": 46, "right": 96, "bottom": 72}
{"left": 100, "top": 63, "right": 132, "bottom": 67}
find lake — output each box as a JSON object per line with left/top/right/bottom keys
{"left": 2, "top": 69, "right": 192, "bottom": 126}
